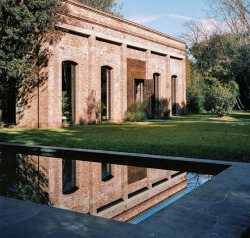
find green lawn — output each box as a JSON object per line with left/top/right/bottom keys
{"left": 167, "top": 111, "right": 250, "bottom": 122}
{"left": 0, "top": 121, "right": 249, "bottom": 162}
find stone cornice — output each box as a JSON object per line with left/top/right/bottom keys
{"left": 63, "top": 13, "right": 186, "bottom": 53}
{"left": 58, "top": 23, "right": 186, "bottom": 59}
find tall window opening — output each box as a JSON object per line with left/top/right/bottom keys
{"left": 134, "top": 79, "right": 144, "bottom": 103}
{"left": 171, "top": 76, "right": 177, "bottom": 115}
{"left": 1, "top": 84, "right": 16, "bottom": 125}
{"left": 101, "top": 66, "right": 112, "bottom": 121}
{"left": 62, "top": 61, "right": 76, "bottom": 124}
{"left": 152, "top": 73, "right": 160, "bottom": 115}
{"left": 62, "top": 159, "right": 77, "bottom": 194}
{"left": 102, "top": 163, "right": 113, "bottom": 182}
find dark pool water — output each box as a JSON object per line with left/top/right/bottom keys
{"left": 0, "top": 151, "right": 212, "bottom": 223}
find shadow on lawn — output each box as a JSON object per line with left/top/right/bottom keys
{"left": 229, "top": 112, "right": 250, "bottom": 121}
{"left": 168, "top": 111, "right": 250, "bottom": 122}
{"left": 0, "top": 122, "right": 249, "bottom": 162}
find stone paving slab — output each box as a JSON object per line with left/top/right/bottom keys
{"left": 0, "top": 196, "right": 146, "bottom": 238}
{"left": 138, "top": 163, "right": 250, "bottom": 238}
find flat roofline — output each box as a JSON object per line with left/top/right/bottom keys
{"left": 63, "top": 0, "right": 186, "bottom": 45}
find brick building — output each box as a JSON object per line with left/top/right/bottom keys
{"left": 15, "top": 0, "right": 186, "bottom": 128}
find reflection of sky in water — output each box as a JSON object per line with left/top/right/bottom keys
{"left": 131, "top": 173, "right": 213, "bottom": 224}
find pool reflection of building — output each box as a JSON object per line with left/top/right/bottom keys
{"left": 41, "top": 156, "right": 187, "bottom": 222}
{"left": 1, "top": 153, "right": 187, "bottom": 223}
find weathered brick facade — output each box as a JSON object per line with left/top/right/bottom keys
{"left": 41, "top": 156, "right": 187, "bottom": 222}
{"left": 16, "top": 0, "right": 186, "bottom": 128}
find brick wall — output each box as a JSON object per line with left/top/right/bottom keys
{"left": 16, "top": 0, "right": 186, "bottom": 128}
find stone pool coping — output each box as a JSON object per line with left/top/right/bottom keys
{"left": 0, "top": 142, "right": 249, "bottom": 237}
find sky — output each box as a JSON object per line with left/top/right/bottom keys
{"left": 116, "top": 0, "right": 210, "bottom": 40}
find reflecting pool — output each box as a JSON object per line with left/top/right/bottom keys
{"left": 0, "top": 151, "right": 212, "bottom": 223}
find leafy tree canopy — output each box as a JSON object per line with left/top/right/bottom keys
{"left": 0, "top": 0, "right": 67, "bottom": 123}
{"left": 203, "top": 65, "right": 236, "bottom": 85}
{"left": 0, "top": 0, "right": 123, "bottom": 124}
{"left": 186, "top": 0, "right": 250, "bottom": 110}
{"left": 76, "top": 0, "right": 123, "bottom": 17}
{"left": 189, "top": 33, "right": 249, "bottom": 110}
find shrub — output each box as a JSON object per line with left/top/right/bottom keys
{"left": 204, "top": 80, "right": 239, "bottom": 116}
{"left": 154, "top": 99, "right": 170, "bottom": 119}
{"left": 186, "top": 82, "right": 205, "bottom": 113}
{"left": 125, "top": 101, "right": 148, "bottom": 122}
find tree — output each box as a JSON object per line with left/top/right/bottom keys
{"left": 76, "top": 0, "right": 123, "bottom": 17}
{"left": 208, "top": 0, "right": 250, "bottom": 37}
{"left": 186, "top": 31, "right": 249, "bottom": 110}
{"left": 186, "top": 70, "right": 205, "bottom": 113}
{"left": 185, "top": 0, "right": 250, "bottom": 110}
{"left": 208, "top": 0, "right": 250, "bottom": 109}
{"left": 186, "top": 55, "right": 192, "bottom": 87}
{"left": 0, "top": 0, "right": 67, "bottom": 124}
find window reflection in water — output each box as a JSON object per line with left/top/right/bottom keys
{"left": 62, "top": 159, "right": 77, "bottom": 194}
{"left": 102, "top": 163, "right": 113, "bottom": 181}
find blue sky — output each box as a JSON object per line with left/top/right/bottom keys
{"left": 116, "top": 0, "right": 209, "bottom": 40}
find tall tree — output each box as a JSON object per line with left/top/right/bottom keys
{"left": 0, "top": 0, "right": 67, "bottom": 124}
{"left": 185, "top": 0, "right": 250, "bottom": 110}
{"left": 76, "top": 0, "right": 123, "bottom": 17}
{"left": 208, "top": 0, "right": 250, "bottom": 109}
{"left": 209, "top": 0, "right": 250, "bottom": 37}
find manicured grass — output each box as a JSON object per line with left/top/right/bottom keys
{"left": 0, "top": 122, "right": 249, "bottom": 162}
{"left": 167, "top": 111, "right": 250, "bottom": 122}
